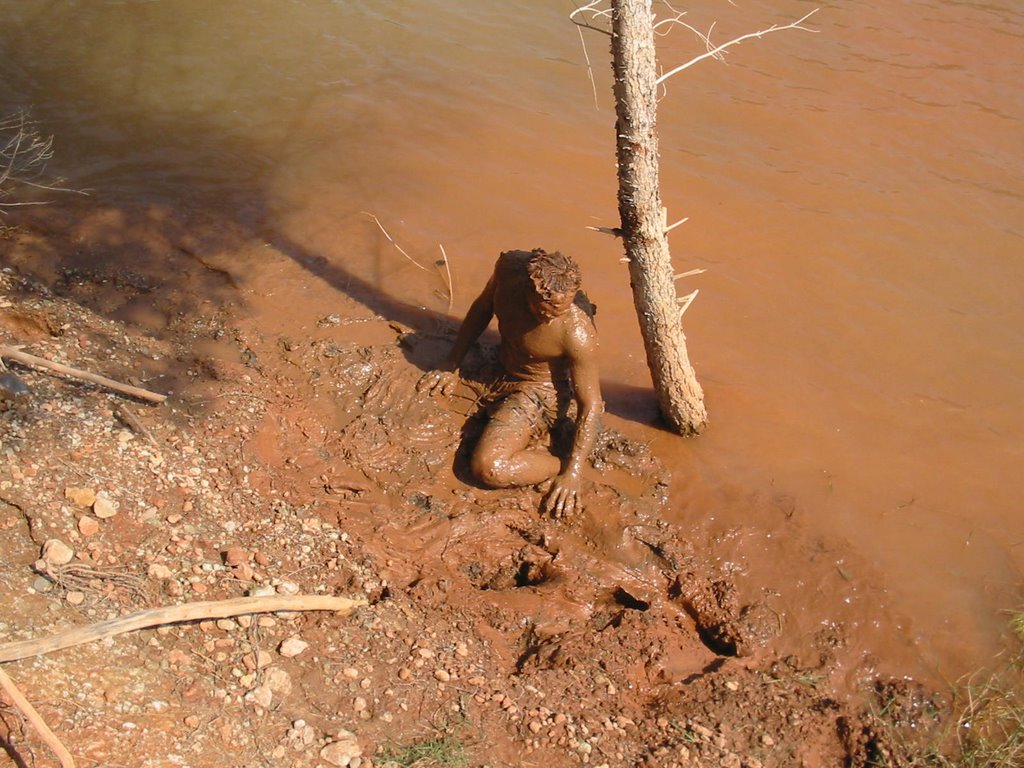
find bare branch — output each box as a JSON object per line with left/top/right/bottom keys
{"left": 665, "top": 215, "right": 689, "bottom": 232}
{"left": 674, "top": 268, "right": 705, "bottom": 281}
{"left": 0, "top": 110, "right": 84, "bottom": 211}
{"left": 569, "top": 1, "right": 613, "bottom": 37}
{"left": 438, "top": 244, "right": 454, "bottom": 313}
{"left": 361, "top": 211, "right": 431, "bottom": 272}
{"left": 655, "top": 9, "right": 820, "bottom": 85}
{"left": 677, "top": 288, "right": 699, "bottom": 316}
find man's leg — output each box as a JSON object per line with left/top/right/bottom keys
{"left": 471, "top": 389, "right": 560, "bottom": 488}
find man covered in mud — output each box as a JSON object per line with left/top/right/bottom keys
{"left": 420, "top": 249, "right": 603, "bottom": 518}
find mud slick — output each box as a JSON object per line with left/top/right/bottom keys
{"left": 0, "top": 217, "right": 967, "bottom": 767}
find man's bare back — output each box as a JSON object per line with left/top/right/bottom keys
{"left": 420, "top": 249, "right": 603, "bottom": 517}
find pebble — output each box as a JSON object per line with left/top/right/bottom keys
{"left": 66, "top": 591, "right": 85, "bottom": 605}
{"left": 223, "top": 546, "right": 249, "bottom": 566}
{"left": 77, "top": 516, "right": 100, "bottom": 537}
{"left": 64, "top": 486, "right": 96, "bottom": 507}
{"left": 279, "top": 637, "right": 309, "bottom": 658}
{"left": 242, "top": 650, "right": 273, "bottom": 670}
{"left": 246, "top": 685, "right": 273, "bottom": 709}
{"left": 148, "top": 563, "right": 173, "bottom": 579}
{"left": 264, "top": 667, "right": 292, "bottom": 695}
{"left": 433, "top": 669, "right": 451, "bottom": 683}
{"left": 42, "top": 539, "right": 74, "bottom": 566}
{"left": 319, "top": 729, "right": 362, "bottom": 767}
{"left": 93, "top": 492, "right": 119, "bottom": 519}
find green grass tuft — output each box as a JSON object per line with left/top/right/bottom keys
{"left": 377, "top": 734, "right": 469, "bottom": 768}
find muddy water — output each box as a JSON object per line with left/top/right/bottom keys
{"left": 2, "top": 1, "right": 1022, "bottom": 683}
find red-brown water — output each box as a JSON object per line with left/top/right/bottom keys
{"left": 2, "top": 0, "right": 1021, "bottom": 685}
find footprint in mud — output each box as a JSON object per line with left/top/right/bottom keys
{"left": 673, "top": 573, "right": 781, "bottom": 657}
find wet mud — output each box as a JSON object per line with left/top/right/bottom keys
{"left": 4, "top": 201, "right": 1001, "bottom": 766}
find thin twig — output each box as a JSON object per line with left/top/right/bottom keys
{"left": 438, "top": 244, "right": 454, "bottom": 314}
{"left": 576, "top": 22, "right": 601, "bottom": 109}
{"left": 569, "top": 1, "right": 614, "bottom": 37}
{"left": 0, "top": 594, "right": 367, "bottom": 663}
{"left": 656, "top": 9, "right": 820, "bottom": 85}
{"left": 0, "top": 666, "right": 76, "bottom": 767}
{"left": 0, "top": 344, "right": 167, "bottom": 403}
{"left": 674, "top": 268, "right": 705, "bottom": 280}
{"left": 362, "top": 212, "right": 430, "bottom": 272}
{"left": 665, "top": 216, "right": 689, "bottom": 232}
{"left": 677, "top": 288, "right": 699, "bottom": 317}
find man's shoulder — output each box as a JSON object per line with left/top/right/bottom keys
{"left": 496, "top": 250, "right": 532, "bottom": 274}
{"left": 562, "top": 305, "right": 598, "bottom": 349}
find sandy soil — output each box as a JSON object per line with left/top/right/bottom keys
{"left": 0, "top": 207, "right": 965, "bottom": 767}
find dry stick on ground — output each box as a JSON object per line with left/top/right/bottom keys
{"left": 0, "top": 344, "right": 166, "bottom": 403}
{"left": 0, "top": 595, "right": 365, "bottom": 768}
{"left": 0, "top": 594, "right": 366, "bottom": 663}
{"left": 0, "top": 666, "right": 76, "bottom": 768}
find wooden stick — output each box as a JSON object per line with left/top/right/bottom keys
{"left": 0, "top": 345, "right": 167, "bottom": 403}
{"left": 0, "top": 665, "right": 76, "bottom": 767}
{"left": 0, "top": 595, "right": 366, "bottom": 663}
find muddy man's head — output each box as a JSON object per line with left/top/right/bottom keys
{"left": 526, "top": 249, "right": 581, "bottom": 322}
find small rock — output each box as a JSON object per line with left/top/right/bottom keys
{"left": 164, "top": 580, "right": 184, "bottom": 597}
{"left": 319, "top": 729, "right": 361, "bottom": 767}
{"left": 264, "top": 667, "right": 293, "bottom": 696}
{"left": 248, "top": 585, "right": 276, "bottom": 598}
{"left": 42, "top": 539, "right": 74, "bottom": 566}
{"left": 243, "top": 650, "right": 273, "bottom": 671}
{"left": 223, "top": 547, "right": 249, "bottom": 567}
{"left": 93, "top": 492, "right": 119, "bottom": 519}
{"left": 246, "top": 685, "right": 274, "bottom": 709}
{"left": 279, "top": 636, "right": 309, "bottom": 658}
{"left": 32, "top": 576, "right": 53, "bottom": 593}
{"left": 64, "top": 487, "right": 96, "bottom": 507}
{"left": 148, "top": 563, "right": 173, "bottom": 580}
{"left": 433, "top": 669, "right": 451, "bottom": 683}
{"left": 275, "top": 580, "right": 300, "bottom": 595}
{"left": 183, "top": 715, "right": 200, "bottom": 729}
{"left": 66, "top": 591, "right": 85, "bottom": 606}
{"left": 78, "top": 516, "right": 100, "bottom": 537}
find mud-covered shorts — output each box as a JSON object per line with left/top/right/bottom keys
{"left": 483, "top": 379, "right": 571, "bottom": 439}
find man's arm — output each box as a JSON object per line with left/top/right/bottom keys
{"left": 419, "top": 269, "right": 497, "bottom": 396}
{"left": 444, "top": 271, "right": 496, "bottom": 371}
{"left": 542, "top": 315, "right": 603, "bottom": 517}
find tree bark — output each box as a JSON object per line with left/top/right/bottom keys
{"left": 610, "top": 0, "right": 707, "bottom": 434}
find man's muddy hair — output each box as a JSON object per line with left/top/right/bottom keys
{"left": 526, "top": 249, "right": 581, "bottom": 298}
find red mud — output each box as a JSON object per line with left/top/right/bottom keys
{"left": 2, "top": 201, "right": 1009, "bottom": 767}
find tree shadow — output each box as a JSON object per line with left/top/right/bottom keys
{"left": 0, "top": 4, "right": 666, "bottom": 430}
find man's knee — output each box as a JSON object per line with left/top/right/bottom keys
{"left": 471, "top": 448, "right": 516, "bottom": 488}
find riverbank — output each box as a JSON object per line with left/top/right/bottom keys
{"left": 0, "top": 204, "right": 1020, "bottom": 767}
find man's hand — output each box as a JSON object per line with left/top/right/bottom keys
{"left": 542, "top": 473, "right": 582, "bottom": 518}
{"left": 416, "top": 368, "right": 461, "bottom": 397}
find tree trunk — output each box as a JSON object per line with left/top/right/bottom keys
{"left": 610, "top": 0, "right": 707, "bottom": 435}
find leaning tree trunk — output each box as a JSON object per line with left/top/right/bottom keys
{"left": 611, "top": 0, "right": 707, "bottom": 435}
